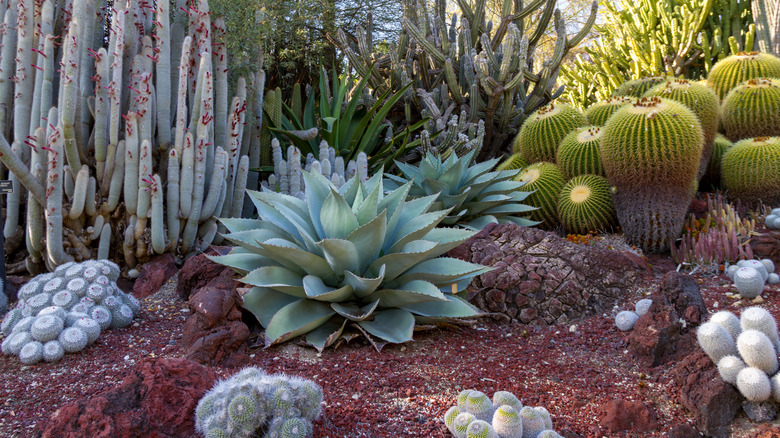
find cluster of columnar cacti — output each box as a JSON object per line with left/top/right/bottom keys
{"left": 697, "top": 307, "right": 780, "bottom": 403}
{"left": 720, "top": 136, "right": 780, "bottom": 206}
{"left": 560, "top": 0, "right": 756, "bottom": 107}
{"left": 0, "top": 0, "right": 266, "bottom": 274}
{"left": 443, "top": 389, "right": 562, "bottom": 438}
{"left": 615, "top": 298, "right": 653, "bottom": 332}
{"left": 671, "top": 194, "right": 757, "bottom": 268}
{"left": 766, "top": 207, "right": 780, "bottom": 229}
{"left": 1, "top": 259, "right": 138, "bottom": 364}
{"left": 331, "top": 0, "right": 598, "bottom": 161}
{"left": 725, "top": 259, "right": 778, "bottom": 298}
{"left": 195, "top": 367, "right": 322, "bottom": 438}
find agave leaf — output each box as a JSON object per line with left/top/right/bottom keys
{"left": 419, "top": 155, "right": 441, "bottom": 180}
{"left": 266, "top": 200, "right": 320, "bottom": 246}
{"left": 219, "top": 218, "right": 264, "bottom": 233}
{"left": 463, "top": 157, "right": 500, "bottom": 180}
{"left": 356, "top": 309, "right": 415, "bottom": 344}
{"left": 384, "top": 194, "right": 440, "bottom": 250}
{"left": 255, "top": 189, "right": 309, "bottom": 218}
{"left": 303, "top": 275, "right": 355, "bottom": 302}
{"left": 342, "top": 265, "right": 385, "bottom": 298}
{"left": 247, "top": 190, "right": 307, "bottom": 244}
{"left": 421, "top": 177, "right": 451, "bottom": 197}
{"left": 388, "top": 208, "right": 453, "bottom": 254}
{"left": 462, "top": 215, "right": 499, "bottom": 231}
{"left": 403, "top": 295, "right": 483, "bottom": 319}
{"left": 339, "top": 173, "right": 360, "bottom": 203}
{"left": 354, "top": 180, "right": 381, "bottom": 225}
{"left": 368, "top": 240, "right": 439, "bottom": 280}
{"left": 330, "top": 299, "right": 380, "bottom": 321}
{"left": 302, "top": 170, "right": 335, "bottom": 238}
{"left": 437, "top": 157, "right": 467, "bottom": 190}
{"left": 438, "top": 190, "right": 471, "bottom": 210}
{"left": 501, "top": 216, "right": 540, "bottom": 227}
{"left": 366, "top": 280, "right": 449, "bottom": 308}
{"left": 395, "top": 159, "right": 421, "bottom": 181}
{"left": 305, "top": 318, "right": 347, "bottom": 352}
{"left": 321, "top": 188, "right": 360, "bottom": 239}
{"left": 264, "top": 300, "right": 336, "bottom": 347}
{"left": 241, "top": 266, "right": 306, "bottom": 297}
{"left": 242, "top": 286, "right": 299, "bottom": 327}
{"left": 481, "top": 204, "right": 537, "bottom": 214}
{"left": 477, "top": 180, "right": 526, "bottom": 195}
{"left": 223, "top": 229, "right": 282, "bottom": 252}
{"left": 346, "top": 210, "right": 387, "bottom": 274}
{"left": 377, "top": 181, "right": 412, "bottom": 221}
{"left": 318, "top": 239, "right": 359, "bottom": 276}
{"left": 258, "top": 241, "right": 336, "bottom": 283}
{"left": 421, "top": 227, "right": 477, "bottom": 256}
{"left": 207, "top": 252, "right": 278, "bottom": 275}
{"left": 390, "top": 257, "right": 491, "bottom": 287}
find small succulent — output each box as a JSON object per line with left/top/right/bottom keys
{"left": 0, "top": 260, "right": 138, "bottom": 364}
{"left": 614, "top": 299, "right": 652, "bottom": 331}
{"left": 195, "top": 367, "right": 321, "bottom": 438}
{"left": 212, "top": 170, "right": 491, "bottom": 351}
{"left": 766, "top": 207, "right": 780, "bottom": 230}
{"left": 384, "top": 149, "right": 537, "bottom": 230}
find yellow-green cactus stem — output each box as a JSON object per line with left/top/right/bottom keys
{"left": 556, "top": 126, "right": 605, "bottom": 179}
{"left": 557, "top": 174, "right": 616, "bottom": 235}
{"left": 496, "top": 153, "right": 528, "bottom": 172}
{"left": 644, "top": 79, "right": 720, "bottom": 180}
{"left": 720, "top": 78, "right": 780, "bottom": 142}
{"left": 512, "top": 103, "right": 588, "bottom": 164}
{"left": 611, "top": 75, "right": 671, "bottom": 98}
{"left": 583, "top": 96, "right": 633, "bottom": 126}
{"left": 721, "top": 136, "right": 780, "bottom": 206}
{"left": 707, "top": 52, "right": 780, "bottom": 100}
{"left": 600, "top": 96, "right": 704, "bottom": 252}
{"left": 514, "top": 162, "right": 566, "bottom": 229}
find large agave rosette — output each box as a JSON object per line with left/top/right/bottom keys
{"left": 384, "top": 149, "right": 537, "bottom": 230}
{"left": 211, "top": 170, "right": 491, "bottom": 351}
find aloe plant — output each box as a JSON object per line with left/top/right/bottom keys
{"left": 211, "top": 171, "right": 490, "bottom": 351}
{"left": 383, "top": 149, "right": 538, "bottom": 230}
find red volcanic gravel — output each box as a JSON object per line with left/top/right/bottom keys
{"left": 1, "top": 262, "right": 780, "bottom": 437}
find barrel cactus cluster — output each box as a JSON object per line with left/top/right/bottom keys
{"left": 1, "top": 260, "right": 138, "bottom": 364}
{"left": 614, "top": 298, "right": 653, "bottom": 332}
{"left": 697, "top": 307, "right": 780, "bottom": 403}
{"left": 195, "top": 367, "right": 322, "bottom": 438}
{"left": 443, "top": 389, "right": 562, "bottom": 438}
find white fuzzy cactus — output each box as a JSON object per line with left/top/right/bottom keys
{"left": 717, "top": 355, "right": 747, "bottom": 385}
{"left": 697, "top": 322, "right": 738, "bottom": 364}
{"left": 445, "top": 390, "right": 560, "bottom": 438}
{"left": 741, "top": 260, "right": 769, "bottom": 281}
{"left": 740, "top": 306, "right": 780, "bottom": 350}
{"left": 710, "top": 311, "right": 742, "bottom": 341}
{"left": 615, "top": 310, "right": 639, "bottom": 331}
{"left": 634, "top": 299, "right": 652, "bottom": 317}
{"left": 734, "top": 267, "right": 765, "bottom": 298}
{"left": 737, "top": 330, "right": 779, "bottom": 375}
{"left": 736, "top": 367, "right": 773, "bottom": 402}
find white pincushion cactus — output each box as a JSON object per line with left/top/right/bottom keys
{"left": 733, "top": 267, "right": 765, "bottom": 298}
{"left": 0, "top": 260, "right": 138, "bottom": 364}
{"left": 710, "top": 311, "right": 742, "bottom": 340}
{"left": 736, "top": 330, "right": 779, "bottom": 375}
{"left": 635, "top": 299, "right": 653, "bottom": 317}
{"left": 740, "top": 306, "right": 780, "bottom": 349}
{"left": 717, "top": 355, "right": 746, "bottom": 385}
{"left": 697, "top": 322, "right": 738, "bottom": 364}
{"left": 736, "top": 367, "right": 773, "bottom": 402}
{"left": 466, "top": 420, "right": 498, "bottom": 438}
{"left": 466, "top": 391, "right": 496, "bottom": 422}
{"left": 741, "top": 260, "right": 769, "bottom": 281}
{"left": 765, "top": 207, "right": 780, "bottom": 229}
{"left": 492, "top": 405, "right": 523, "bottom": 438}
{"left": 769, "top": 273, "right": 780, "bottom": 285}
{"left": 615, "top": 310, "right": 639, "bottom": 331}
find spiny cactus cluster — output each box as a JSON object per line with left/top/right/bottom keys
{"left": 195, "top": 367, "right": 322, "bottom": 438}
{"left": 721, "top": 136, "right": 780, "bottom": 206}
{"left": 1, "top": 260, "right": 138, "bottom": 364}
{"left": 697, "top": 307, "right": 780, "bottom": 403}
{"left": 614, "top": 298, "right": 653, "bottom": 332}
{"left": 766, "top": 207, "right": 780, "bottom": 229}
{"left": 444, "top": 389, "right": 562, "bottom": 438}
{"left": 725, "top": 259, "right": 779, "bottom": 298}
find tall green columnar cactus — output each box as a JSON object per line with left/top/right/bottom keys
{"left": 600, "top": 97, "right": 704, "bottom": 252}
{"left": 0, "top": 0, "right": 266, "bottom": 274}
{"left": 331, "top": 0, "right": 598, "bottom": 161}
{"left": 560, "top": 0, "right": 756, "bottom": 108}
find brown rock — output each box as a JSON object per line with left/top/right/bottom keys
{"left": 667, "top": 424, "right": 701, "bottom": 438}
{"left": 671, "top": 352, "right": 741, "bottom": 438}
{"left": 450, "top": 223, "right": 650, "bottom": 325}
{"left": 177, "top": 250, "right": 233, "bottom": 300}
{"left": 35, "top": 358, "right": 218, "bottom": 438}
{"left": 598, "top": 399, "right": 658, "bottom": 433}
{"left": 181, "top": 285, "right": 249, "bottom": 365}
{"left": 132, "top": 253, "right": 179, "bottom": 299}
{"left": 628, "top": 301, "right": 682, "bottom": 367}
{"left": 750, "top": 231, "right": 780, "bottom": 268}
{"left": 657, "top": 271, "right": 707, "bottom": 326}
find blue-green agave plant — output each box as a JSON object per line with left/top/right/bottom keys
{"left": 210, "top": 170, "right": 491, "bottom": 351}
{"left": 383, "top": 149, "right": 538, "bottom": 230}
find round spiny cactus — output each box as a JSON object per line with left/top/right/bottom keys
{"left": 644, "top": 79, "right": 719, "bottom": 180}
{"left": 496, "top": 153, "right": 528, "bottom": 172}
{"left": 721, "top": 79, "right": 780, "bottom": 141}
{"left": 19, "top": 341, "right": 44, "bottom": 365}
{"left": 466, "top": 391, "right": 495, "bottom": 422}
{"left": 710, "top": 310, "right": 742, "bottom": 340}
{"left": 453, "top": 412, "right": 478, "bottom": 438}
{"left": 701, "top": 134, "right": 733, "bottom": 189}
{"left": 611, "top": 75, "right": 671, "bottom": 98}
{"left": 697, "top": 321, "right": 738, "bottom": 364}
{"left": 736, "top": 330, "right": 779, "bottom": 375}
{"left": 717, "top": 355, "right": 746, "bottom": 385}
{"left": 42, "top": 340, "right": 65, "bottom": 362}
{"left": 557, "top": 174, "right": 616, "bottom": 235}
{"left": 518, "top": 406, "right": 545, "bottom": 438}
{"left": 492, "top": 391, "right": 522, "bottom": 412}
{"left": 492, "top": 405, "right": 523, "bottom": 438}
{"left": 600, "top": 96, "right": 704, "bottom": 252}
{"left": 736, "top": 366, "right": 773, "bottom": 402}
{"left": 707, "top": 52, "right": 780, "bottom": 100}
{"left": 556, "top": 126, "right": 605, "bottom": 178}
{"left": 721, "top": 136, "right": 780, "bottom": 206}
{"left": 465, "top": 419, "right": 498, "bottom": 438}
{"left": 514, "top": 162, "right": 566, "bottom": 229}
{"left": 512, "top": 103, "right": 588, "bottom": 164}
{"left": 583, "top": 96, "right": 633, "bottom": 126}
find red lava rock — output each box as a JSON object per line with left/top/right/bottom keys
{"left": 34, "top": 358, "right": 217, "bottom": 438}
{"left": 750, "top": 231, "right": 780, "bottom": 268}
{"left": 667, "top": 424, "right": 702, "bottom": 438}
{"left": 670, "top": 352, "right": 741, "bottom": 438}
{"left": 132, "top": 253, "right": 179, "bottom": 298}
{"left": 644, "top": 253, "right": 678, "bottom": 274}
{"left": 598, "top": 399, "right": 658, "bottom": 433}
{"left": 657, "top": 272, "right": 707, "bottom": 325}
{"left": 181, "top": 284, "right": 250, "bottom": 365}
{"left": 176, "top": 250, "right": 232, "bottom": 300}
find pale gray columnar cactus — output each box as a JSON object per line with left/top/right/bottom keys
{"left": 331, "top": 0, "right": 598, "bottom": 161}
{"left": 0, "top": 0, "right": 267, "bottom": 273}
{"left": 261, "top": 141, "right": 359, "bottom": 197}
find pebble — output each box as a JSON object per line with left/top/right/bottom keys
{"left": 752, "top": 296, "right": 765, "bottom": 304}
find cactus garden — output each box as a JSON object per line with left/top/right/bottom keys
{"left": 1, "top": 0, "right": 780, "bottom": 436}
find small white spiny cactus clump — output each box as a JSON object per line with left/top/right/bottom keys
{"left": 263, "top": 144, "right": 363, "bottom": 197}
{"left": 765, "top": 207, "right": 780, "bottom": 230}
{"left": 614, "top": 298, "right": 653, "bottom": 332}
{"left": 0, "top": 260, "right": 138, "bottom": 365}
{"left": 728, "top": 257, "right": 778, "bottom": 297}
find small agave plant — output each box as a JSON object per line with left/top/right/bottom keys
{"left": 383, "top": 149, "right": 537, "bottom": 230}
{"left": 211, "top": 170, "right": 491, "bottom": 351}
